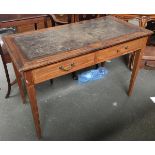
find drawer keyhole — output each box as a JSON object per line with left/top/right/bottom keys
{"left": 117, "top": 50, "right": 120, "bottom": 53}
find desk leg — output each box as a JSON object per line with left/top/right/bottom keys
{"left": 13, "top": 63, "right": 25, "bottom": 103}
{"left": 128, "top": 49, "right": 142, "bottom": 96}
{"left": 24, "top": 71, "right": 41, "bottom": 139}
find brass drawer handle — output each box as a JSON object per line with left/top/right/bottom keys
{"left": 59, "top": 63, "right": 75, "bottom": 71}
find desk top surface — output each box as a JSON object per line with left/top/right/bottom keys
{"left": 3, "top": 15, "right": 152, "bottom": 72}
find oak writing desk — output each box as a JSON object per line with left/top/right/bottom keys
{"left": 3, "top": 16, "right": 152, "bottom": 138}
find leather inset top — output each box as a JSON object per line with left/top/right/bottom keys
{"left": 14, "top": 16, "right": 141, "bottom": 60}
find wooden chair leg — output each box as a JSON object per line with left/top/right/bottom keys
{"left": 11, "top": 79, "right": 17, "bottom": 86}
{"left": 13, "top": 63, "right": 26, "bottom": 104}
{"left": 72, "top": 72, "right": 78, "bottom": 80}
{"left": 5, "top": 81, "right": 11, "bottom": 98}
{"left": 50, "top": 79, "right": 53, "bottom": 85}
{"left": 95, "top": 62, "right": 105, "bottom": 69}
{"left": 4, "top": 63, "right": 11, "bottom": 98}
{"left": 95, "top": 64, "right": 99, "bottom": 69}
{"left": 128, "top": 53, "right": 136, "bottom": 71}
{"left": 0, "top": 53, "right": 12, "bottom": 98}
{"left": 101, "top": 62, "right": 105, "bottom": 67}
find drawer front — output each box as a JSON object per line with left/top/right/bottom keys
{"left": 95, "top": 39, "right": 142, "bottom": 63}
{"left": 33, "top": 53, "right": 95, "bottom": 84}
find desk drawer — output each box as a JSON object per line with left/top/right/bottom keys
{"left": 95, "top": 39, "right": 142, "bottom": 63}
{"left": 33, "top": 53, "right": 95, "bottom": 84}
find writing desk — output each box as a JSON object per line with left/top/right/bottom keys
{"left": 3, "top": 16, "right": 152, "bottom": 138}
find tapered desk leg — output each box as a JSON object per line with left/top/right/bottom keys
{"left": 24, "top": 71, "right": 41, "bottom": 139}
{"left": 13, "top": 63, "right": 25, "bottom": 103}
{"left": 128, "top": 49, "right": 142, "bottom": 96}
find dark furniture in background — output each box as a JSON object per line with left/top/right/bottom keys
{"left": 113, "top": 14, "right": 155, "bottom": 70}
{"left": 0, "top": 28, "right": 15, "bottom": 98}
{"left": 141, "top": 20, "right": 155, "bottom": 69}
